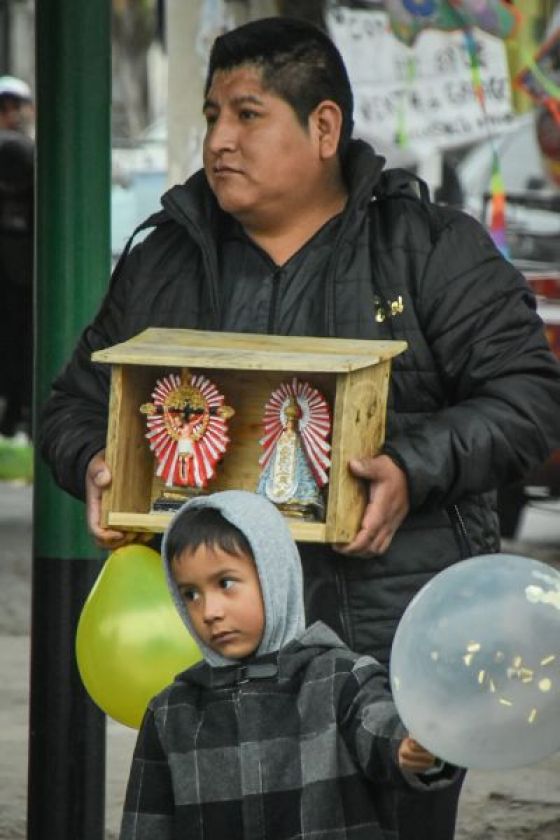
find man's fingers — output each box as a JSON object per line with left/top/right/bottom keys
{"left": 93, "top": 535, "right": 124, "bottom": 550}
{"left": 90, "top": 466, "right": 111, "bottom": 488}
{"left": 334, "top": 537, "right": 369, "bottom": 556}
{"left": 337, "top": 513, "right": 394, "bottom": 555}
{"left": 91, "top": 527, "right": 136, "bottom": 551}
{"left": 89, "top": 520, "right": 126, "bottom": 548}
{"left": 85, "top": 451, "right": 115, "bottom": 546}
{"left": 335, "top": 455, "right": 409, "bottom": 556}
{"left": 335, "top": 494, "right": 394, "bottom": 555}
{"left": 335, "top": 523, "right": 394, "bottom": 556}
{"left": 337, "top": 530, "right": 375, "bottom": 555}
{"left": 348, "top": 456, "right": 376, "bottom": 477}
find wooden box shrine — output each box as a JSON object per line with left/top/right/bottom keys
{"left": 93, "top": 328, "right": 407, "bottom": 543}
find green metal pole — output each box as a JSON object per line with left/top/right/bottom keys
{"left": 29, "top": 1, "right": 111, "bottom": 837}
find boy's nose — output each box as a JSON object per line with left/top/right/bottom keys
{"left": 202, "top": 593, "right": 225, "bottom": 623}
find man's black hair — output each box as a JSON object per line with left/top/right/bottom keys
{"left": 166, "top": 506, "right": 253, "bottom": 564}
{"left": 205, "top": 16, "right": 354, "bottom": 156}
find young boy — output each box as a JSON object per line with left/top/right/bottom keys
{"left": 120, "top": 491, "right": 457, "bottom": 840}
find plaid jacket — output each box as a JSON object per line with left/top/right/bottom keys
{"left": 120, "top": 623, "right": 454, "bottom": 839}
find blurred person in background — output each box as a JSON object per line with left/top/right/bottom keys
{"left": 536, "top": 106, "right": 560, "bottom": 187}
{"left": 0, "top": 76, "right": 34, "bottom": 438}
{"left": 0, "top": 75, "right": 34, "bottom": 134}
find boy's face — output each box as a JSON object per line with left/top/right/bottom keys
{"left": 172, "top": 542, "right": 265, "bottom": 660}
{"left": 202, "top": 64, "right": 326, "bottom": 228}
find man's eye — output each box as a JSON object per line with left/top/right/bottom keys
{"left": 239, "top": 109, "right": 258, "bottom": 121}
{"left": 204, "top": 112, "right": 217, "bottom": 126}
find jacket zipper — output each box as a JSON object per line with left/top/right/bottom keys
{"left": 334, "top": 565, "right": 355, "bottom": 650}
{"left": 234, "top": 685, "right": 266, "bottom": 838}
{"left": 267, "top": 268, "right": 283, "bottom": 333}
{"left": 449, "top": 503, "right": 473, "bottom": 558}
{"left": 164, "top": 191, "right": 222, "bottom": 327}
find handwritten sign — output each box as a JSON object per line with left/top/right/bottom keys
{"left": 328, "top": 7, "right": 514, "bottom": 153}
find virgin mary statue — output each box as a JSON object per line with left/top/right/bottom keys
{"left": 256, "top": 381, "right": 331, "bottom": 520}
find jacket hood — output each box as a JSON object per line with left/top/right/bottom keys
{"left": 161, "top": 490, "right": 306, "bottom": 667}
{"left": 342, "top": 138, "right": 386, "bottom": 211}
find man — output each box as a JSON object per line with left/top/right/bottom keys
{"left": 40, "top": 18, "right": 560, "bottom": 839}
{"left": 0, "top": 75, "right": 33, "bottom": 133}
{"left": 0, "top": 76, "right": 34, "bottom": 436}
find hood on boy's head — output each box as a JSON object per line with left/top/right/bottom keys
{"left": 161, "top": 490, "right": 306, "bottom": 667}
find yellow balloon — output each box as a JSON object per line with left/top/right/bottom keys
{"left": 76, "top": 544, "right": 201, "bottom": 729}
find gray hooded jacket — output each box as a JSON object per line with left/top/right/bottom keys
{"left": 161, "top": 489, "right": 306, "bottom": 666}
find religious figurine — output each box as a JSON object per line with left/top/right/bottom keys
{"left": 140, "top": 371, "right": 234, "bottom": 502}
{"left": 257, "top": 379, "right": 331, "bottom": 520}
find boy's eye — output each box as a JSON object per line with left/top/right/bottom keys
{"left": 181, "top": 588, "right": 198, "bottom": 603}
{"left": 220, "top": 577, "right": 235, "bottom": 591}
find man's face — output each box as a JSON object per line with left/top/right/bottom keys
{"left": 172, "top": 541, "right": 265, "bottom": 660}
{"left": 0, "top": 97, "right": 28, "bottom": 132}
{"left": 203, "top": 65, "right": 324, "bottom": 227}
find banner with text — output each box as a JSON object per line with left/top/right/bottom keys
{"left": 328, "top": 7, "right": 514, "bottom": 155}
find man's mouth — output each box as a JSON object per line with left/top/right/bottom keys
{"left": 213, "top": 165, "right": 241, "bottom": 175}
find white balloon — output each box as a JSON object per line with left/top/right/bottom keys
{"left": 390, "top": 554, "right": 560, "bottom": 769}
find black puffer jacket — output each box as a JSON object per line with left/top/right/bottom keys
{"left": 40, "top": 140, "right": 560, "bottom": 664}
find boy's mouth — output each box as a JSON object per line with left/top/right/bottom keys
{"left": 211, "top": 630, "right": 238, "bottom": 645}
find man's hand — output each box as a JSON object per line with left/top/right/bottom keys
{"left": 86, "top": 451, "right": 140, "bottom": 550}
{"left": 398, "top": 737, "right": 437, "bottom": 773}
{"left": 335, "top": 454, "right": 409, "bottom": 556}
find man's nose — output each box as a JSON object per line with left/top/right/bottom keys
{"left": 205, "top": 114, "right": 237, "bottom": 154}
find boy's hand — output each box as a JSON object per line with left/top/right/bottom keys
{"left": 398, "top": 736, "right": 437, "bottom": 773}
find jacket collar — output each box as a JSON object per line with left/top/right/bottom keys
{"left": 178, "top": 652, "right": 279, "bottom": 689}
{"left": 342, "top": 138, "right": 386, "bottom": 214}
{"left": 176, "top": 622, "right": 349, "bottom": 689}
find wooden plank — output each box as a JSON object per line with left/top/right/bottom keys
{"left": 100, "top": 365, "right": 123, "bottom": 528}
{"left": 102, "top": 365, "right": 160, "bottom": 524}
{"left": 107, "top": 511, "right": 327, "bottom": 543}
{"left": 326, "top": 360, "right": 392, "bottom": 543}
{"left": 92, "top": 327, "right": 407, "bottom": 372}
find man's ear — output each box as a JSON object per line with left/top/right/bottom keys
{"left": 311, "top": 100, "right": 343, "bottom": 160}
